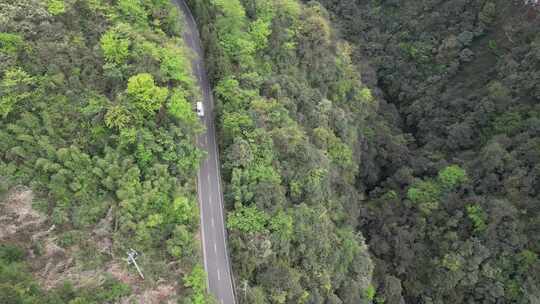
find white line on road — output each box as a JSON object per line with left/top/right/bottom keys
{"left": 207, "top": 174, "right": 210, "bottom": 184}
{"left": 214, "top": 242, "right": 217, "bottom": 253}
{"left": 217, "top": 268, "right": 221, "bottom": 281}
{"left": 211, "top": 218, "right": 215, "bottom": 228}
{"left": 196, "top": 171, "right": 210, "bottom": 290}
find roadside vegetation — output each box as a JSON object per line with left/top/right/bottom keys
{"left": 1, "top": 0, "right": 539, "bottom": 303}
{"left": 187, "top": 0, "right": 377, "bottom": 302}
{"left": 188, "top": 0, "right": 540, "bottom": 303}
{"left": 0, "top": 0, "right": 210, "bottom": 302}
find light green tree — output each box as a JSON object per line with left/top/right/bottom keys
{"left": 126, "top": 73, "right": 168, "bottom": 114}
{"left": 100, "top": 28, "right": 130, "bottom": 64}
{"left": 438, "top": 165, "right": 468, "bottom": 190}
{"left": 0, "top": 68, "right": 33, "bottom": 118}
{"left": 407, "top": 180, "right": 441, "bottom": 214}
{"left": 117, "top": 0, "right": 148, "bottom": 27}
{"left": 227, "top": 205, "right": 268, "bottom": 233}
{"left": 168, "top": 89, "right": 196, "bottom": 124}
{"left": 105, "top": 105, "right": 131, "bottom": 129}
{"left": 0, "top": 33, "right": 23, "bottom": 54}
{"left": 184, "top": 265, "right": 212, "bottom": 304}
{"left": 160, "top": 44, "right": 192, "bottom": 84}
{"left": 47, "top": 0, "right": 65, "bottom": 15}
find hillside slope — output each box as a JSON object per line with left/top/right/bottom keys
{"left": 317, "top": 0, "right": 540, "bottom": 303}
{"left": 1, "top": 0, "right": 210, "bottom": 302}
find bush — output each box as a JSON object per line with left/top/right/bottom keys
{"left": 0, "top": 244, "right": 24, "bottom": 263}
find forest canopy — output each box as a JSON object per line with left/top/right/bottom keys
{"left": 1, "top": 0, "right": 539, "bottom": 303}
{"left": 1, "top": 0, "right": 209, "bottom": 302}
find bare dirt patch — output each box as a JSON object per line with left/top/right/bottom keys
{"left": 0, "top": 187, "right": 45, "bottom": 241}
{"left": 0, "top": 187, "right": 183, "bottom": 303}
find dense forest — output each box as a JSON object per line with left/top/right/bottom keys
{"left": 189, "top": 0, "right": 540, "bottom": 303}
{"left": 314, "top": 0, "right": 540, "bottom": 303}
{"left": 1, "top": 0, "right": 210, "bottom": 302}
{"left": 321, "top": 0, "right": 540, "bottom": 303}
{"left": 187, "top": 0, "right": 382, "bottom": 302}
{"left": 1, "top": 0, "right": 539, "bottom": 303}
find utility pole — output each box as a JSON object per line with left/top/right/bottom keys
{"left": 126, "top": 248, "right": 144, "bottom": 280}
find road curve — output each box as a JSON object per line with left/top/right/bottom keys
{"left": 173, "top": 1, "right": 236, "bottom": 303}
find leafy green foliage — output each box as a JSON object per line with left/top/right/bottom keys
{"left": 314, "top": 0, "right": 540, "bottom": 302}
{"left": 227, "top": 205, "right": 268, "bottom": 233}
{"left": 117, "top": 0, "right": 148, "bottom": 27}
{"left": 126, "top": 73, "right": 168, "bottom": 114}
{"left": 358, "top": 87, "right": 374, "bottom": 104}
{"left": 0, "top": 33, "right": 23, "bottom": 54}
{"left": 183, "top": 264, "right": 213, "bottom": 304}
{"left": 365, "top": 284, "right": 376, "bottom": 301}
{"left": 407, "top": 180, "right": 441, "bottom": 214}
{"left": 0, "top": 68, "right": 33, "bottom": 118}
{"left": 466, "top": 204, "right": 487, "bottom": 233}
{"left": 408, "top": 165, "right": 468, "bottom": 214}
{"left": 105, "top": 104, "right": 131, "bottom": 129}
{"left": 437, "top": 165, "right": 468, "bottom": 190}
{"left": 168, "top": 89, "right": 196, "bottom": 124}
{"left": 100, "top": 28, "right": 130, "bottom": 65}
{"left": 47, "top": 0, "right": 65, "bottom": 15}
{"left": 0, "top": 0, "right": 205, "bottom": 301}
{"left": 160, "top": 43, "right": 192, "bottom": 84}
{"left": 442, "top": 253, "right": 462, "bottom": 272}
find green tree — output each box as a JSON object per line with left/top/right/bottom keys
{"left": 184, "top": 264, "right": 212, "bottom": 304}
{"left": 168, "top": 89, "right": 196, "bottom": 124}
{"left": 166, "top": 225, "right": 194, "bottom": 259}
{"left": 0, "top": 33, "right": 23, "bottom": 54}
{"left": 407, "top": 180, "right": 441, "bottom": 214}
{"left": 160, "top": 44, "right": 192, "bottom": 84}
{"left": 438, "top": 165, "right": 468, "bottom": 190}
{"left": 47, "top": 0, "right": 65, "bottom": 15}
{"left": 466, "top": 205, "right": 487, "bottom": 233}
{"left": 100, "top": 28, "right": 130, "bottom": 64}
{"left": 105, "top": 104, "right": 131, "bottom": 129}
{"left": 117, "top": 0, "right": 148, "bottom": 27}
{"left": 0, "top": 68, "right": 33, "bottom": 118}
{"left": 227, "top": 205, "right": 268, "bottom": 233}
{"left": 126, "top": 73, "right": 168, "bottom": 114}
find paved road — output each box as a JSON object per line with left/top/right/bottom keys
{"left": 172, "top": 1, "right": 236, "bottom": 304}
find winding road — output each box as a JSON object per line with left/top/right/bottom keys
{"left": 173, "top": 1, "right": 236, "bottom": 303}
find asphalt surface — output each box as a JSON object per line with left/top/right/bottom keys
{"left": 173, "top": 1, "right": 236, "bottom": 303}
